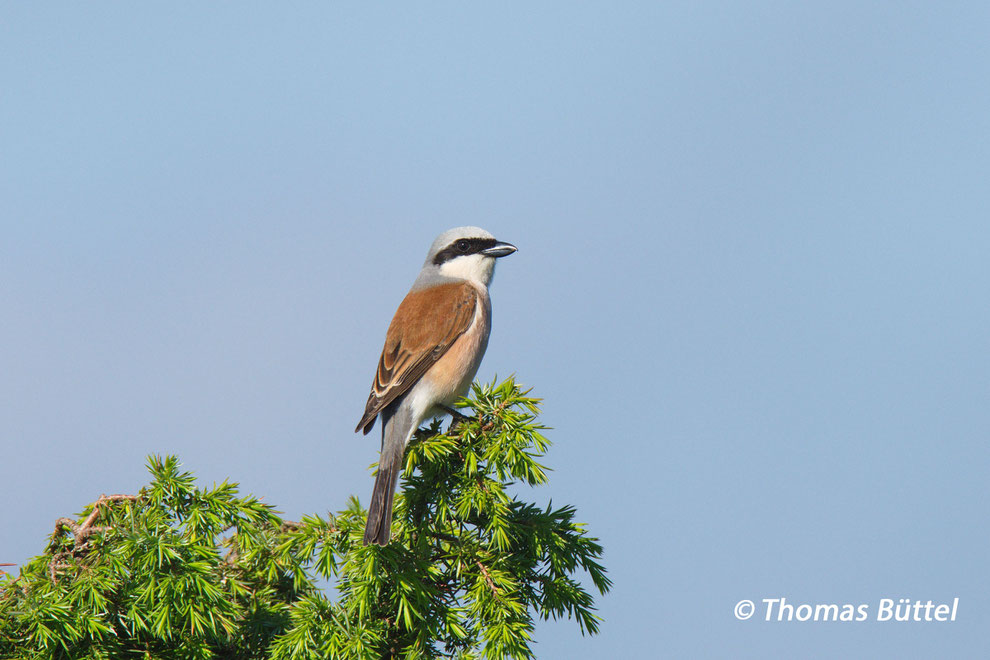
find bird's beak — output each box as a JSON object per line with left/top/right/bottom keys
{"left": 482, "top": 241, "right": 518, "bottom": 258}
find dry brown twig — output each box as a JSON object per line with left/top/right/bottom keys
{"left": 48, "top": 493, "right": 140, "bottom": 580}
{"left": 476, "top": 560, "right": 499, "bottom": 594}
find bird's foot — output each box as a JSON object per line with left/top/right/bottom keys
{"left": 441, "top": 405, "right": 473, "bottom": 433}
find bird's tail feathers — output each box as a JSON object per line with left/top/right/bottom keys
{"left": 363, "top": 406, "right": 414, "bottom": 546}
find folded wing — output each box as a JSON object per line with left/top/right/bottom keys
{"left": 356, "top": 282, "right": 479, "bottom": 434}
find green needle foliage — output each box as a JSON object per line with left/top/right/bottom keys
{"left": 0, "top": 378, "right": 610, "bottom": 659}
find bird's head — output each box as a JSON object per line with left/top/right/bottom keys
{"left": 419, "top": 226, "right": 517, "bottom": 287}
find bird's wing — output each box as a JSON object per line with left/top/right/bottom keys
{"left": 355, "top": 281, "right": 479, "bottom": 434}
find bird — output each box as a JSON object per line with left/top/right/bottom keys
{"left": 355, "top": 226, "right": 517, "bottom": 546}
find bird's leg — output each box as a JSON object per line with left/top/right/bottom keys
{"left": 441, "top": 405, "right": 473, "bottom": 433}
{"left": 440, "top": 404, "right": 471, "bottom": 421}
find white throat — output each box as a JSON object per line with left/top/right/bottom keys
{"left": 437, "top": 253, "right": 497, "bottom": 287}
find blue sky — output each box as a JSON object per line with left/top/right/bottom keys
{"left": 2, "top": 3, "right": 989, "bottom": 657}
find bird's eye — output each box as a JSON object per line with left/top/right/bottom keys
{"left": 456, "top": 239, "right": 471, "bottom": 252}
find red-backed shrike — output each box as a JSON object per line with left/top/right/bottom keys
{"left": 356, "top": 227, "right": 517, "bottom": 545}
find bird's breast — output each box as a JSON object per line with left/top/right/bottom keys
{"left": 421, "top": 291, "right": 491, "bottom": 406}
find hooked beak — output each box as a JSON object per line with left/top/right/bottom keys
{"left": 482, "top": 241, "right": 518, "bottom": 258}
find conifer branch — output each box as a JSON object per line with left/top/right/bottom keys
{"left": 1, "top": 378, "right": 608, "bottom": 660}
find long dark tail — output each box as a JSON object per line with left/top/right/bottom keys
{"left": 364, "top": 405, "right": 413, "bottom": 545}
